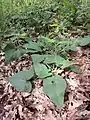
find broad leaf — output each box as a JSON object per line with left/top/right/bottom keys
{"left": 44, "top": 55, "right": 56, "bottom": 64}
{"left": 4, "top": 43, "right": 16, "bottom": 63}
{"left": 9, "top": 67, "right": 34, "bottom": 92}
{"left": 44, "top": 55, "right": 72, "bottom": 68}
{"left": 31, "top": 54, "right": 45, "bottom": 63}
{"left": 75, "top": 37, "right": 90, "bottom": 46}
{"left": 43, "top": 75, "right": 66, "bottom": 108}
{"left": 13, "top": 48, "right": 26, "bottom": 59}
{"left": 34, "top": 63, "right": 52, "bottom": 78}
{"left": 24, "top": 41, "right": 42, "bottom": 52}
{"left": 65, "top": 45, "right": 77, "bottom": 51}
{"left": 44, "top": 55, "right": 65, "bottom": 64}
{"left": 79, "top": 37, "right": 90, "bottom": 46}
{"left": 61, "top": 60, "right": 72, "bottom": 69}
{"left": 4, "top": 43, "right": 26, "bottom": 63}
{"left": 70, "top": 66, "right": 82, "bottom": 73}
{"left": 55, "top": 55, "right": 66, "bottom": 66}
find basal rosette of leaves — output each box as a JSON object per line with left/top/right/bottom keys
{"left": 4, "top": 36, "right": 90, "bottom": 109}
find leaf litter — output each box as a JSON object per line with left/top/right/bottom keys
{"left": 0, "top": 46, "right": 90, "bottom": 120}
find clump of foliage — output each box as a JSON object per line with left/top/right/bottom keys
{"left": 4, "top": 36, "right": 90, "bottom": 108}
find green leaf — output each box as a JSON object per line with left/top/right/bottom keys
{"left": 70, "top": 66, "right": 82, "bottom": 73}
{"left": 26, "top": 49, "right": 41, "bottom": 53}
{"left": 75, "top": 37, "right": 90, "bottom": 46}
{"left": 13, "top": 48, "right": 26, "bottom": 59}
{"left": 61, "top": 60, "right": 72, "bottom": 69}
{"left": 50, "top": 23, "right": 58, "bottom": 27}
{"left": 55, "top": 56, "right": 66, "bottom": 66}
{"left": 40, "top": 36, "right": 56, "bottom": 43}
{"left": 34, "top": 63, "right": 52, "bottom": 78}
{"left": 4, "top": 43, "right": 26, "bottom": 63}
{"left": 4, "top": 43, "right": 16, "bottom": 63}
{"left": 65, "top": 45, "right": 77, "bottom": 51}
{"left": 9, "top": 67, "right": 34, "bottom": 92}
{"left": 44, "top": 55, "right": 72, "bottom": 68}
{"left": 43, "top": 75, "right": 66, "bottom": 108}
{"left": 44, "top": 55, "right": 65, "bottom": 64}
{"left": 79, "top": 37, "right": 90, "bottom": 46}
{"left": 44, "top": 55, "right": 56, "bottom": 64}
{"left": 31, "top": 54, "right": 45, "bottom": 63}
{"left": 24, "top": 41, "right": 42, "bottom": 52}
{"left": 18, "top": 33, "right": 29, "bottom": 39}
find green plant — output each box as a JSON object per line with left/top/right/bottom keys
{"left": 4, "top": 36, "right": 72, "bottom": 108}
{"left": 4, "top": 36, "right": 90, "bottom": 109}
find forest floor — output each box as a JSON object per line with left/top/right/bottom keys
{"left": 0, "top": 37, "right": 90, "bottom": 120}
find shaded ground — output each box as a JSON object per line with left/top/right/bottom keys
{"left": 0, "top": 46, "right": 90, "bottom": 120}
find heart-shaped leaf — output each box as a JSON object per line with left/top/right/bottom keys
{"left": 65, "top": 45, "right": 77, "bottom": 51}
{"left": 44, "top": 55, "right": 72, "bottom": 68}
{"left": 44, "top": 55, "right": 56, "bottom": 64}
{"left": 31, "top": 54, "right": 45, "bottom": 63}
{"left": 79, "top": 37, "right": 90, "bottom": 46}
{"left": 75, "top": 37, "right": 90, "bottom": 46}
{"left": 9, "top": 67, "right": 34, "bottom": 92}
{"left": 34, "top": 63, "right": 52, "bottom": 78}
{"left": 4, "top": 43, "right": 16, "bottom": 63}
{"left": 70, "top": 66, "right": 82, "bottom": 73}
{"left": 61, "top": 60, "right": 72, "bottom": 69}
{"left": 24, "top": 41, "right": 42, "bottom": 52}
{"left": 43, "top": 75, "right": 66, "bottom": 108}
{"left": 4, "top": 43, "right": 26, "bottom": 63}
